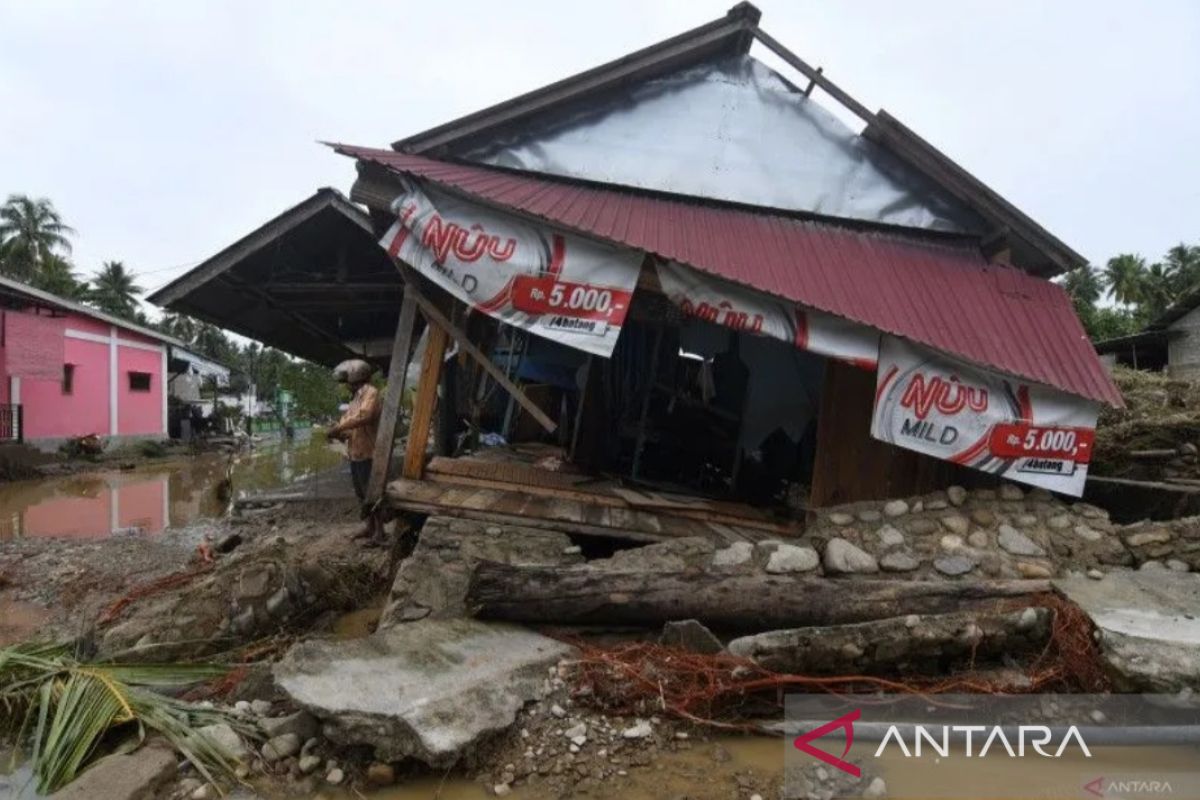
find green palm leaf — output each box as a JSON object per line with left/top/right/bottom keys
{"left": 0, "top": 642, "right": 242, "bottom": 794}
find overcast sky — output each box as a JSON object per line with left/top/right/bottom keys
{"left": 1, "top": 0, "right": 1198, "bottom": 310}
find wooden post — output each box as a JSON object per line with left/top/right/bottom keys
{"left": 364, "top": 292, "right": 419, "bottom": 506}
{"left": 402, "top": 323, "right": 449, "bottom": 479}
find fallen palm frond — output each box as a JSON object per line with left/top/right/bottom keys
{"left": 1, "top": 641, "right": 242, "bottom": 794}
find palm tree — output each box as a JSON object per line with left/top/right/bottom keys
{"left": 160, "top": 313, "right": 198, "bottom": 343}
{"left": 0, "top": 194, "right": 75, "bottom": 281}
{"left": 1102, "top": 254, "right": 1147, "bottom": 309}
{"left": 1061, "top": 265, "right": 1103, "bottom": 306}
{"left": 30, "top": 254, "right": 88, "bottom": 299}
{"left": 1164, "top": 243, "right": 1200, "bottom": 296}
{"left": 1139, "top": 261, "right": 1175, "bottom": 318}
{"left": 88, "top": 260, "right": 143, "bottom": 319}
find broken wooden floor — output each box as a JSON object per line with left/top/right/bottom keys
{"left": 387, "top": 454, "right": 798, "bottom": 545}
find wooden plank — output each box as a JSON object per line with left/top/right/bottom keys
{"left": 809, "top": 359, "right": 955, "bottom": 508}
{"left": 389, "top": 259, "right": 557, "bottom": 433}
{"left": 365, "top": 292, "right": 419, "bottom": 506}
{"left": 402, "top": 323, "right": 449, "bottom": 479}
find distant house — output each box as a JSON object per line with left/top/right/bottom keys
{"left": 1094, "top": 292, "right": 1200, "bottom": 378}
{"left": 0, "top": 276, "right": 188, "bottom": 450}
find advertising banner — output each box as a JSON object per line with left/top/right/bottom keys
{"left": 655, "top": 261, "right": 878, "bottom": 368}
{"left": 380, "top": 180, "right": 642, "bottom": 358}
{"left": 871, "top": 336, "right": 1099, "bottom": 496}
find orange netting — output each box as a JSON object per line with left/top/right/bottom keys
{"left": 561, "top": 594, "right": 1111, "bottom": 728}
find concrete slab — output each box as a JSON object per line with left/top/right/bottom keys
{"left": 1055, "top": 570, "right": 1200, "bottom": 691}
{"left": 273, "top": 618, "right": 574, "bottom": 766}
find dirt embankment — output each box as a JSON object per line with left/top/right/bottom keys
{"left": 1093, "top": 367, "right": 1200, "bottom": 482}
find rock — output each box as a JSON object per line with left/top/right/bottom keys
{"left": 550, "top": 704, "right": 566, "bottom": 718}
{"left": 999, "top": 483, "right": 1024, "bottom": 501}
{"left": 947, "top": 486, "right": 967, "bottom": 506}
{"left": 940, "top": 516, "right": 969, "bottom": 536}
{"left": 563, "top": 722, "right": 587, "bottom": 740}
{"left": 273, "top": 618, "right": 574, "bottom": 767}
{"left": 765, "top": 544, "right": 820, "bottom": 574}
{"left": 934, "top": 556, "right": 974, "bottom": 577}
{"left": 259, "top": 710, "right": 318, "bottom": 742}
{"left": 879, "top": 551, "right": 919, "bottom": 572}
{"left": 190, "top": 784, "right": 215, "bottom": 800}
{"left": 622, "top": 720, "right": 653, "bottom": 739}
{"left": 905, "top": 518, "right": 940, "bottom": 535}
{"left": 366, "top": 762, "right": 395, "bottom": 786}
{"left": 883, "top": 500, "right": 909, "bottom": 518}
{"left": 1087, "top": 569, "right": 1104, "bottom": 580}
{"left": 660, "top": 619, "right": 723, "bottom": 654}
{"left": 1047, "top": 515, "right": 1072, "bottom": 530}
{"left": 250, "top": 699, "right": 272, "bottom": 716}
{"left": 494, "top": 783, "right": 512, "bottom": 796}
{"left": 1054, "top": 570, "right": 1200, "bottom": 691}
{"left": 1074, "top": 525, "right": 1103, "bottom": 542}
{"left": 864, "top": 776, "right": 888, "bottom": 798}
{"left": 1167, "top": 559, "right": 1190, "bottom": 572}
{"left": 939, "top": 534, "right": 964, "bottom": 552}
{"left": 193, "top": 722, "right": 249, "bottom": 761}
{"left": 1181, "top": 443, "right": 1199, "bottom": 456}
{"left": 1140, "top": 560, "right": 1166, "bottom": 571}
{"left": 1014, "top": 514, "right": 1039, "bottom": 528}
{"left": 325, "top": 768, "right": 345, "bottom": 785}
{"left": 1016, "top": 562, "right": 1053, "bottom": 579}
{"left": 970, "top": 509, "right": 996, "bottom": 528}
{"left": 1125, "top": 530, "right": 1173, "bottom": 547}
{"left": 828, "top": 512, "right": 855, "bottom": 526}
{"left": 998, "top": 525, "right": 1046, "bottom": 557}
{"left": 1075, "top": 503, "right": 1109, "bottom": 520}
{"left": 857, "top": 508, "right": 882, "bottom": 523}
{"left": 876, "top": 525, "right": 905, "bottom": 548}
{"left": 712, "top": 541, "right": 753, "bottom": 568}
{"left": 967, "top": 531, "right": 990, "bottom": 549}
{"left": 47, "top": 743, "right": 177, "bottom": 800}
{"left": 262, "top": 733, "right": 301, "bottom": 762}
{"left": 822, "top": 538, "right": 879, "bottom": 574}
{"left": 298, "top": 754, "right": 322, "bottom": 774}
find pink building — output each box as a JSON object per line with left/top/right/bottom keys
{"left": 0, "top": 276, "right": 181, "bottom": 450}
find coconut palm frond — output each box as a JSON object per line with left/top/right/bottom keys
{"left": 0, "top": 643, "right": 238, "bottom": 794}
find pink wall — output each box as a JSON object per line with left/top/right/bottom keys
{"left": 4, "top": 308, "right": 167, "bottom": 441}
{"left": 118, "top": 346, "right": 164, "bottom": 435}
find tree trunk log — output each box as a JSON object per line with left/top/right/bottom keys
{"left": 467, "top": 563, "right": 1050, "bottom": 631}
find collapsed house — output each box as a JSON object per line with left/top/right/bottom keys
{"left": 152, "top": 3, "right": 1122, "bottom": 543}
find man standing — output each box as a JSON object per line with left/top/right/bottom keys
{"left": 327, "top": 359, "right": 385, "bottom": 543}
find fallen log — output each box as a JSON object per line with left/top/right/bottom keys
{"left": 467, "top": 563, "right": 1050, "bottom": 631}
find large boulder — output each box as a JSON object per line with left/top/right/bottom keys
{"left": 273, "top": 618, "right": 574, "bottom": 766}
{"left": 1055, "top": 570, "right": 1200, "bottom": 691}
{"left": 48, "top": 742, "right": 176, "bottom": 800}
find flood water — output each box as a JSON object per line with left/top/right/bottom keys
{"left": 0, "top": 435, "right": 344, "bottom": 541}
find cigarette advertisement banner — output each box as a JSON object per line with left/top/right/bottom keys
{"left": 655, "top": 261, "right": 879, "bottom": 368}
{"left": 871, "top": 336, "right": 1099, "bottom": 496}
{"left": 380, "top": 180, "right": 642, "bottom": 357}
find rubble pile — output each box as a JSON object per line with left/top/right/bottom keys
{"left": 1093, "top": 366, "right": 1200, "bottom": 481}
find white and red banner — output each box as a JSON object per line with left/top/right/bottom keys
{"left": 871, "top": 336, "right": 1099, "bottom": 496}
{"left": 655, "top": 261, "right": 879, "bottom": 368}
{"left": 381, "top": 181, "right": 642, "bottom": 357}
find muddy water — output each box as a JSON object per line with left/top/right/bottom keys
{"left": 0, "top": 435, "right": 343, "bottom": 541}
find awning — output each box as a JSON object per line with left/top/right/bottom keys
{"left": 336, "top": 144, "right": 1123, "bottom": 407}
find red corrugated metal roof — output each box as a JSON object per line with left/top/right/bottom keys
{"left": 335, "top": 144, "right": 1122, "bottom": 407}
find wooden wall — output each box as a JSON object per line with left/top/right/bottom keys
{"left": 809, "top": 359, "right": 958, "bottom": 507}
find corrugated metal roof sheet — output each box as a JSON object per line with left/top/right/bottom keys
{"left": 335, "top": 144, "right": 1122, "bottom": 407}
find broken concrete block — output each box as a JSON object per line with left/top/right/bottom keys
{"left": 660, "top": 619, "right": 723, "bottom": 654}
{"left": 274, "top": 618, "right": 574, "bottom": 766}
{"left": 1055, "top": 571, "right": 1200, "bottom": 692}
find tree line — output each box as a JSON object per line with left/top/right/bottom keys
{"left": 1060, "top": 243, "right": 1200, "bottom": 341}
{"left": 0, "top": 193, "right": 340, "bottom": 420}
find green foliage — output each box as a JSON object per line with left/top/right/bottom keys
{"left": 87, "top": 260, "right": 144, "bottom": 321}
{"left": 0, "top": 194, "right": 74, "bottom": 283}
{"left": 0, "top": 642, "right": 239, "bottom": 794}
{"left": 1062, "top": 241, "right": 1200, "bottom": 341}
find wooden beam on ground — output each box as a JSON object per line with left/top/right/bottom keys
{"left": 389, "top": 258, "right": 558, "bottom": 433}
{"left": 364, "top": 291, "right": 419, "bottom": 505}
{"left": 402, "top": 323, "right": 449, "bottom": 479}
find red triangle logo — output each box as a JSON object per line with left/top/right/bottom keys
{"left": 1083, "top": 777, "right": 1105, "bottom": 797}
{"left": 793, "top": 708, "right": 862, "bottom": 778}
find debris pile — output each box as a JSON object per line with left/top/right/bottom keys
{"left": 1094, "top": 366, "right": 1200, "bottom": 482}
